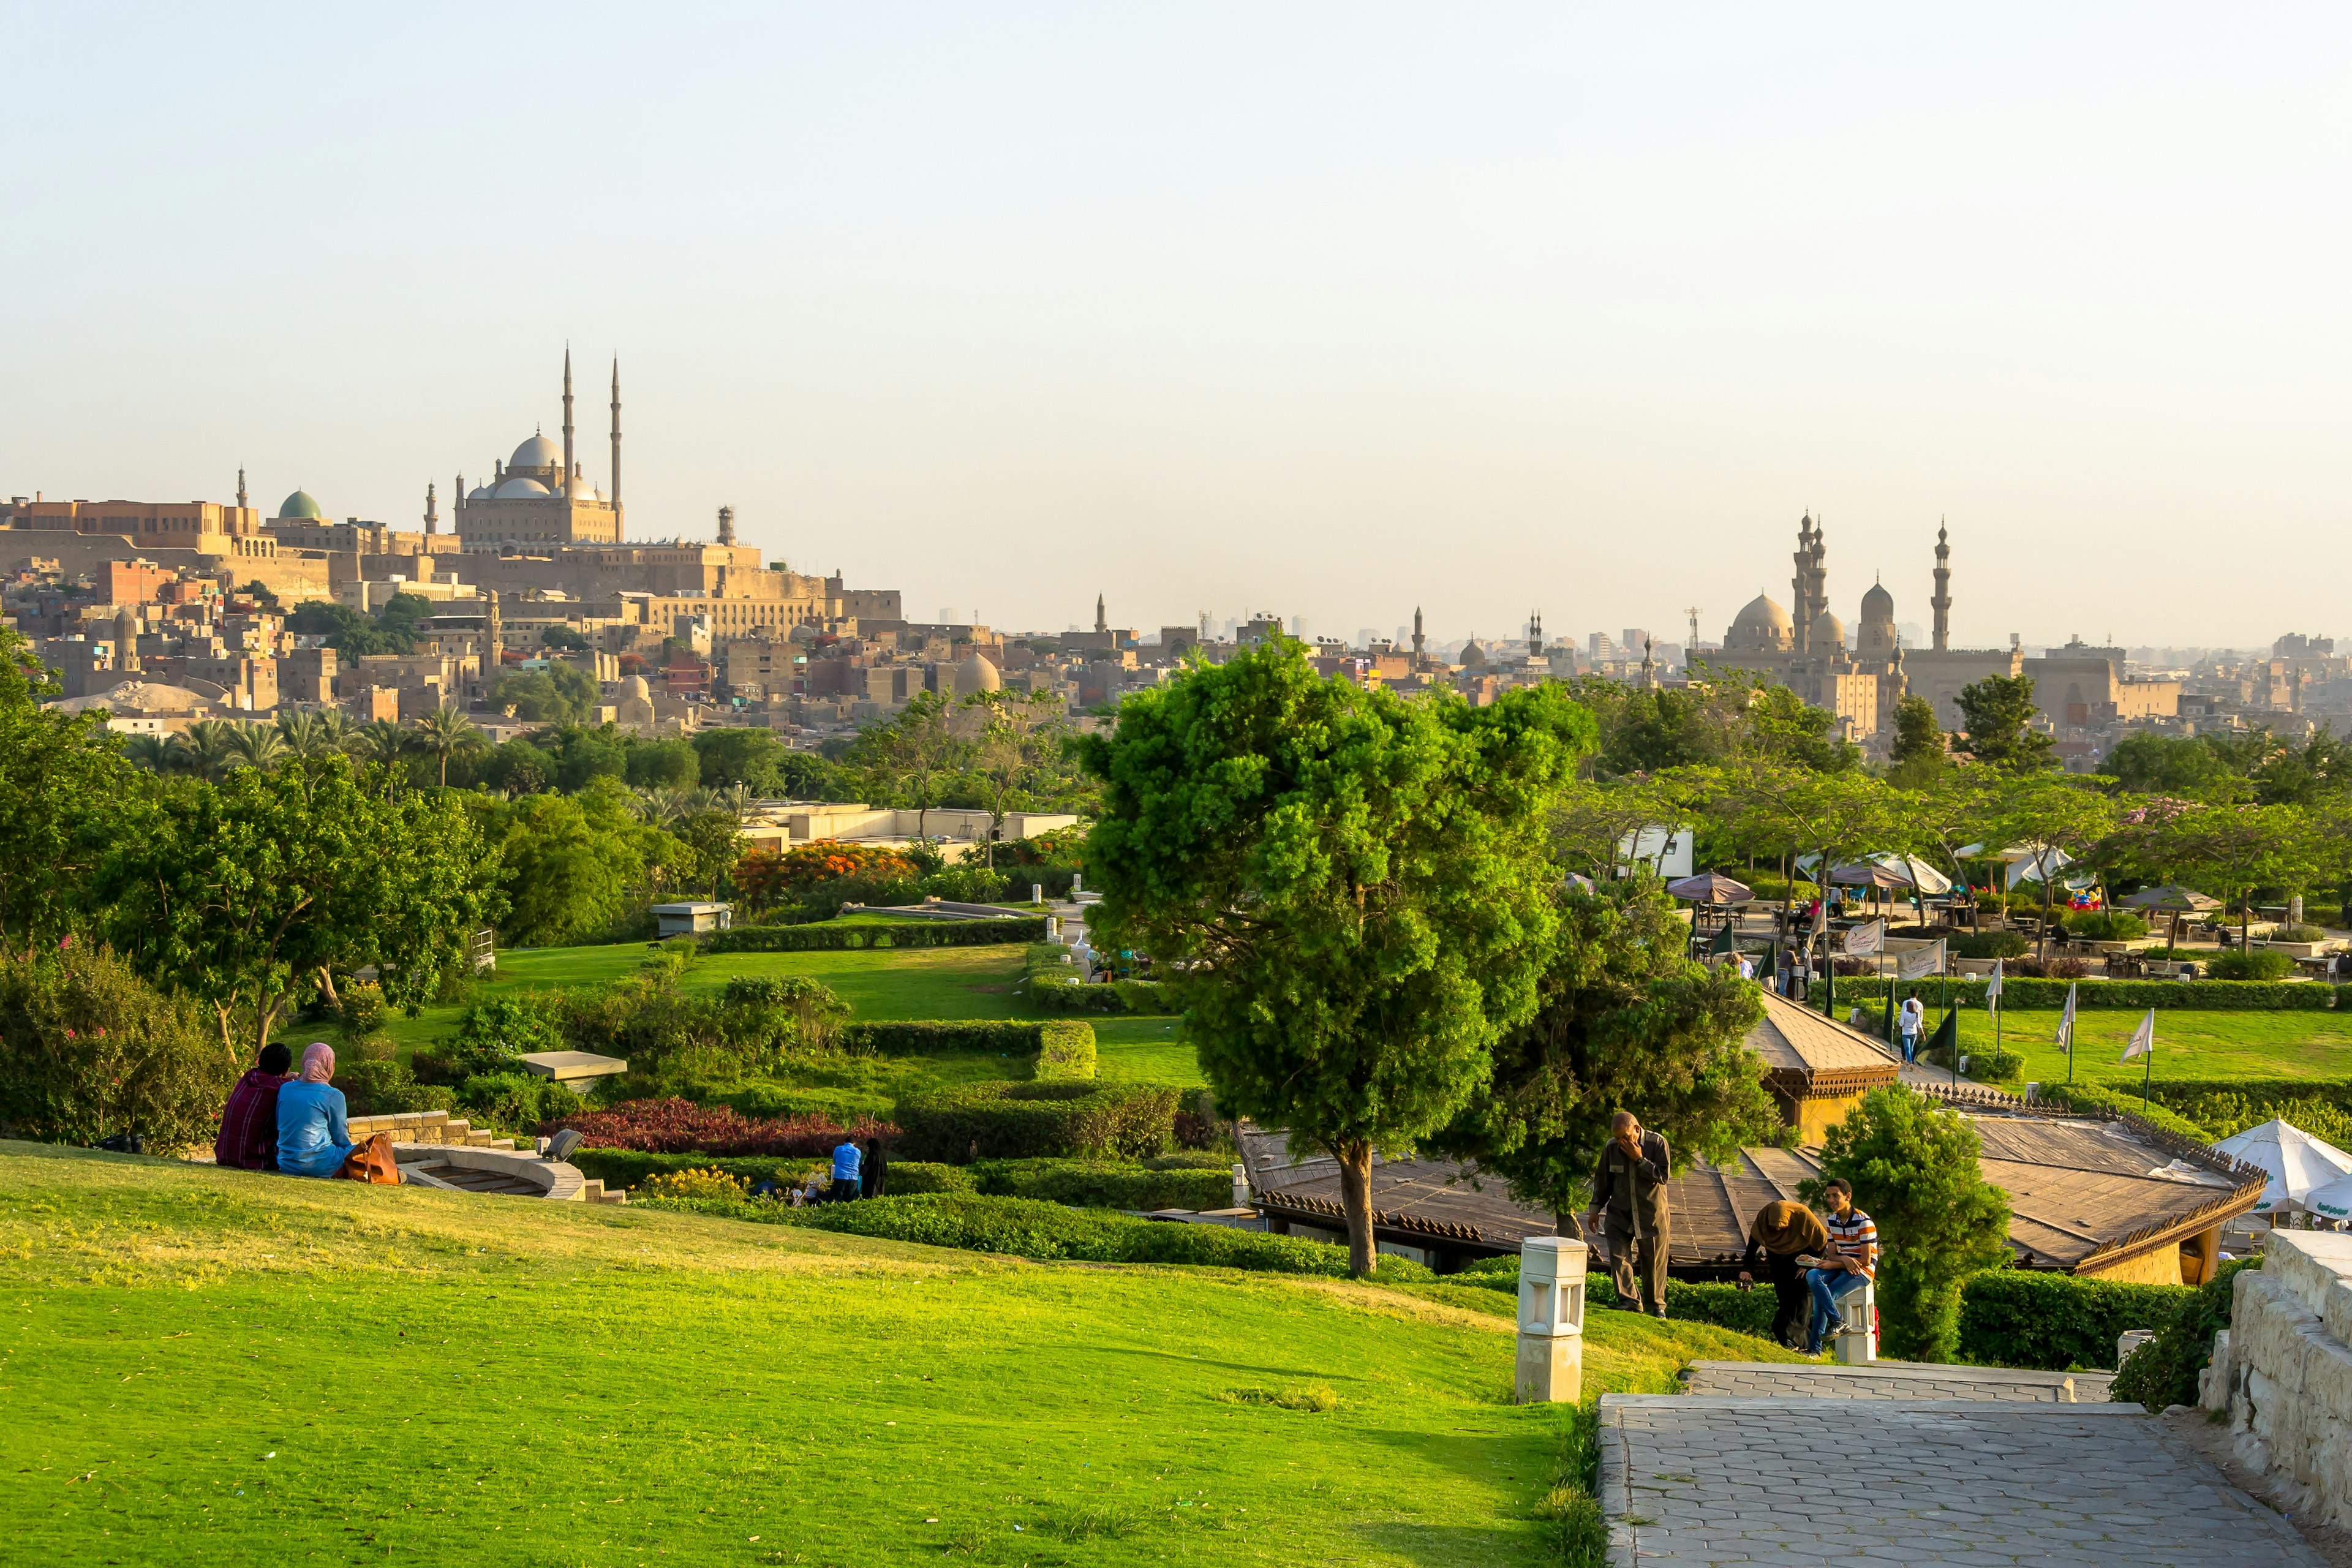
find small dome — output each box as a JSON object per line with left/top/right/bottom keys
{"left": 951, "top": 653, "right": 1002, "bottom": 696}
{"left": 565, "top": 472, "right": 600, "bottom": 501}
{"left": 510, "top": 432, "right": 563, "bottom": 471}
{"left": 621, "top": 674, "right": 652, "bottom": 702}
{"left": 1811, "top": 609, "right": 1846, "bottom": 651}
{"left": 277, "top": 489, "right": 323, "bottom": 519}
{"left": 1460, "top": 641, "right": 1488, "bottom": 668}
{"left": 1860, "top": 581, "right": 1895, "bottom": 622}
{"left": 467, "top": 484, "right": 495, "bottom": 502}
{"left": 493, "top": 476, "right": 552, "bottom": 499}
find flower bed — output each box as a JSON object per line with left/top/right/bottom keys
{"left": 539, "top": 1096, "right": 895, "bottom": 1155}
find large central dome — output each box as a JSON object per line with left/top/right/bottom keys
{"left": 278, "top": 489, "right": 322, "bottom": 519}
{"left": 510, "top": 432, "right": 563, "bottom": 471}
{"left": 1727, "top": 593, "right": 1794, "bottom": 652}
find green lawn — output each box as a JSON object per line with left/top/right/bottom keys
{"left": 0, "top": 1143, "right": 1795, "bottom": 1567}
{"left": 1910, "top": 1003, "right": 2352, "bottom": 1087}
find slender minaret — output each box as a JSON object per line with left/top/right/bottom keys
{"left": 1641, "top": 638, "right": 1657, "bottom": 690}
{"left": 609, "top": 358, "right": 623, "bottom": 533}
{"left": 1095, "top": 594, "right": 1107, "bottom": 635}
{"left": 1412, "top": 606, "right": 1425, "bottom": 666}
{"left": 236, "top": 467, "right": 247, "bottom": 510}
{"left": 1791, "top": 513, "right": 1813, "bottom": 653}
{"left": 424, "top": 481, "right": 438, "bottom": 534}
{"left": 1931, "top": 520, "right": 1952, "bottom": 652}
{"left": 1528, "top": 610, "right": 1543, "bottom": 658}
{"left": 454, "top": 472, "right": 464, "bottom": 532}
{"left": 561, "top": 347, "right": 575, "bottom": 487}
{"left": 717, "top": 505, "right": 736, "bottom": 546}
{"left": 482, "top": 590, "right": 502, "bottom": 684}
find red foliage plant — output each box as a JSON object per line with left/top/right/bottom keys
{"left": 540, "top": 1097, "right": 895, "bottom": 1155}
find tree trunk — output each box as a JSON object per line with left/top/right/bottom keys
{"left": 1335, "top": 1139, "right": 1377, "bottom": 1277}
{"left": 1555, "top": 1207, "right": 1586, "bottom": 1243}
{"left": 315, "top": 966, "right": 341, "bottom": 1011}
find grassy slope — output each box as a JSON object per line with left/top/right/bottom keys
{"left": 1903, "top": 1003, "right": 2352, "bottom": 1085}
{"left": 0, "top": 1144, "right": 1794, "bottom": 1567}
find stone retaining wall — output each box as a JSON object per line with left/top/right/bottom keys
{"left": 2201, "top": 1230, "right": 2352, "bottom": 1528}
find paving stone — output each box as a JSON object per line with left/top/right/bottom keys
{"left": 1599, "top": 1395, "right": 2326, "bottom": 1566}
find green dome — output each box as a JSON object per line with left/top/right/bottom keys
{"left": 277, "top": 488, "right": 322, "bottom": 520}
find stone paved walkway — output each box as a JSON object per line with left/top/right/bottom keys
{"left": 1600, "top": 1395, "right": 2323, "bottom": 1565}
{"left": 1681, "top": 1358, "right": 2116, "bottom": 1403}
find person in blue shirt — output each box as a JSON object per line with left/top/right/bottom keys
{"left": 277, "top": 1042, "right": 356, "bottom": 1178}
{"left": 829, "top": 1137, "right": 862, "bottom": 1204}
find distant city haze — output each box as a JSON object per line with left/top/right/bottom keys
{"left": 4, "top": 5, "right": 2345, "bottom": 649}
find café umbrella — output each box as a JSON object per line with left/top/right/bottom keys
{"left": 2122, "top": 883, "right": 2223, "bottom": 948}
{"left": 2214, "top": 1119, "right": 2352, "bottom": 1216}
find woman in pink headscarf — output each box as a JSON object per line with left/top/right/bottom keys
{"left": 275, "top": 1042, "right": 357, "bottom": 1178}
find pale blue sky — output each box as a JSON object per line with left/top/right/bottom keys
{"left": 4, "top": 6, "right": 2346, "bottom": 647}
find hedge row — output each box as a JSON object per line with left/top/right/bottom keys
{"left": 2030, "top": 1082, "right": 2215, "bottom": 1142}
{"left": 971, "top": 1157, "right": 1231, "bottom": 1211}
{"left": 638, "top": 1191, "right": 1437, "bottom": 1280}
{"left": 1026, "top": 974, "right": 1177, "bottom": 1015}
{"left": 1842, "top": 977, "right": 2335, "bottom": 1011}
{"left": 837, "top": 1020, "right": 1096, "bottom": 1079}
{"left": 570, "top": 1147, "right": 968, "bottom": 1194}
{"left": 892, "top": 1080, "right": 1178, "bottom": 1163}
{"left": 705, "top": 916, "right": 1047, "bottom": 954}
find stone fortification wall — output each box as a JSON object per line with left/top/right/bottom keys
{"left": 2202, "top": 1230, "right": 2352, "bottom": 1526}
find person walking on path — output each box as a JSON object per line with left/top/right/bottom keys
{"left": 1804, "top": 1179, "right": 1877, "bottom": 1354}
{"left": 1589, "top": 1111, "right": 1673, "bottom": 1317}
{"left": 1738, "top": 1199, "right": 1831, "bottom": 1349}
{"left": 1898, "top": 995, "right": 1926, "bottom": 1063}
{"left": 828, "top": 1137, "right": 862, "bottom": 1204}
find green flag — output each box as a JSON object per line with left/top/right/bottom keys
{"left": 1926, "top": 1008, "right": 1958, "bottom": 1063}
{"left": 1709, "top": 922, "right": 1736, "bottom": 957}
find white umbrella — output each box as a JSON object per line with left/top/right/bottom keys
{"left": 2212, "top": 1118, "right": 2352, "bottom": 1215}
{"left": 2305, "top": 1169, "right": 2352, "bottom": 1222}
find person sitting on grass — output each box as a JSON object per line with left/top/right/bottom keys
{"left": 215, "top": 1041, "right": 293, "bottom": 1170}
{"left": 276, "top": 1042, "right": 397, "bottom": 1182}
{"left": 1804, "top": 1178, "right": 1877, "bottom": 1355}
{"left": 1736, "top": 1198, "right": 1831, "bottom": 1351}
{"left": 829, "top": 1135, "right": 862, "bottom": 1203}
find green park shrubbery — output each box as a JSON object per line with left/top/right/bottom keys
{"left": 970, "top": 1156, "right": 1231, "bottom": 1210}
{"left": 1956, "top": 1268, "right": 2193, "bottom": 1371}
{"left": 2206, "top": 949, "right": 2296, "bottom": 981}
{"left": 635, "top": 1190, "right": 1438, "bottom": 1280}
{"left": 704, "top": 916, "right": 1046, "bottom": 954}
{"left": 2113, "top": 1261, "right": 2256, "bottom": 1409}
{"left": 568, "top": 1147, "right": 973, "bottom": 1194}
{"left": 0, "top": 945, "right": 233, "bottom": 1153}
{"left": 834, "top": 1019, "right": 1097, "bottom": 1080}
{"left": 1875, "top": 975, "right": 2331, "bottom": 1011}
{"left": 1950, "top": 931, "right": 2029, "bottom": 960}
{"left": 2026, "top": 1081, "right": 2213, "bottom": 1142}
{"left": 892, "top": 1080, "right": 1179, "bottom": 1162}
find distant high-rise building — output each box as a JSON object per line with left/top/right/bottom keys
{"left": 1621, "top": 628, "right": 1651, "bottom": 659}
{"left": 1589, "top": 631, "right": 1619, "bottom": 661}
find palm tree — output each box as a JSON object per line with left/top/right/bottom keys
{"left": 347, "top": 719, "right": 410, "bottom": 767}
{"left": 631, "top": 786, "right": 690, "bottom": 828}
{"left": 227, "top": 723, "right": 287, "bottom": 772}
{"left": 276, "top": 710, "right": 344, "bottom": 760}
{"left": 409, "top": 706, "right": 485, "bottom": 786}
{"left": 119, "top": 733, "right": 172, "bottom": 772}
{"left": 168, "top": 720, "right": 241, "bottom": 782}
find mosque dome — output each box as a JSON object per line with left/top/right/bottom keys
{"left": 621, "top": 674, "right": 652, "bottom": 703}
{"left": 951, "top": 652, "right": 1003, "bottom": 696}
{"left": 1459, "top": 640, "right": 1488, "bottom": 668}
{"left": 1860, "top": 581, "right": 1896, "bottom": 622}
{"left": 493, "top": 476, "right": 552, "bottom": 499}
{"left": 1727, "top": 594, "right": 1794, "bottom": 652}
{"left": 468, "top": 484, "right": 495, "bottom": 502}
{"left": 510, "top": 432, "right": 563, "bottom": 471}
{"left": 565, "top": 472, "right": 601, "bottom": 501}
{"left": 56, "top": 680, "right": 209, "bottom": 715}
{"left": 277, "top": 489, "right": 323, "bottom": 519}
{"left": 1811, "top": 609, "right": 1846, "bottom": 652}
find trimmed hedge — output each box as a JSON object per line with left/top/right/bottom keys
{"left": 2031, "top": 1082, "right": 2215, "bottom": 1142}
{"left": 705, "top": 916, "right": 1046, "bottom": 954}
{"left": 1027, "top": 974, "right": 1177, "bottom": 1015}
{"left": 836, "top": 1019, "right": 1098, "bottom": 1081}
{"left": 2114, "top": 1261, "right": 2256, "bottom": 1409}
{"left": 892, "top": 1080, "right": 1178, "bottom": 1162}
{"left": 1866, "top": 976, "right": 2334, "bottom": 1011}
{"left": 571, "top": 1147, "right": 974, "bottom": 1195}
{"left": 2207, "top": 949, "right": 2296, "bottom": 981}
{"left": 970, "top": 1158, "right": 1231, "bottom": 1210}
{"left": 639, "top": 1191, "right": 1437, "bottom": 1280}
{"left": 1955, "top": 1268, "right": 2193, "bottom": 1371}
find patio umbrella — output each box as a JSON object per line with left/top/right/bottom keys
{"left": 2212, "top": 1118, "right": 2352, "bottom": 1216}
{"left": 2303, "top": 1167, "right": 2352, "bottom": 1222}
{"left": 2122, "top": 883, "right": 2222, "bottom": 948}
{"left": 1667, "top": 871, "right": 1752, "bottom": 904}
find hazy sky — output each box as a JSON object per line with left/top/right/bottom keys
{"left": 6, "top": 6, "right": 2347, "bottom": 649}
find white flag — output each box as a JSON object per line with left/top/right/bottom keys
{"left": 2120, "top": 1008, "right": 2156, "bottom": 1063}
{"left": 1986, "top": 958, "right": 2004, "bottom": 1008}
{"left": 2056, "top": 982, "right": 2078, "bottom": 1056}
{"left": 1845, "top": 920, "right": 1885, "bottom": 956}
{"left": 1898, "top": 940, "right": 1944, "bottom": 981}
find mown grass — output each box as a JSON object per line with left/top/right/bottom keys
{"left": 0, "top": 1142, "right": 1788, "bottom": 1566}
{"left": 1890, "top": 1001, "right": 2352, "bottom": 1085}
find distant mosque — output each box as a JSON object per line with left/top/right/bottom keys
{"left": 450, "top": 350, "right": 625, "bottom": 551}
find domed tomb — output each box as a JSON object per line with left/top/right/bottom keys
{"left": 952, "top": 652, "right": 1003, "bottom": 696}
{"left": 278, "top": 489, "right": 323, "bottom": 520}
{"left": 493, "top": 475, "right": 552, "bottom": 499}
{"left": 1459, "top": 640, "right": 1488, "bottom": 668}
{"left": 1725, "top": 594, "right": 1795, "bottom": 653}
{"left": 1811, "top": 609, "right": 1847, "bottom": 655}
{"left": 1858, "top": 579, "right": 1899, "bottom": 657}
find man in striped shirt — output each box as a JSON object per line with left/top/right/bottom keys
{"left": 1805, "top": 1178, "right": 1877, "bottom": 1355}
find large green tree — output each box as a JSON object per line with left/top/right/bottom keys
{"left": 1956, "top": 673, "right": 2054, "bottom": 772}
{"left": 484, "top": 780, "right": 687, "bottom": 946}
{"left": 96, "top": 755, "right": 501, "bottom": 1057}
{"left": 1976, "top": 776, "right": 2119, "bottom": 957}
{"left": 1427, "top": 878, "right": 1776, "bottom": 1236}
{"left": 1886, "top": 693, "right": 1945, "bottom": 788}
{"left": 1080, "top": 641, "right": 1589, "bottom": 1273}
{"left": 1806, "top": 1086, "right": 2012, "bottom": 1360}
{"left": 2154, "top": 802, "right": 2328, "bottom": 949}
{"left": 0, "top": 627, "right": 137, "bottom": 948}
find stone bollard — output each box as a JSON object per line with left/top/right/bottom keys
{"left": 1071, "top": 873, "right": 1083, "bottom": 895}
{"left": 1833, "top": 1278, "right": 1878, "bottom": 1364}
{"left": 1231, "top": 1163, "right": 1250, "bottom": 1209}
{"left": 1032, "top": 883, "right": 1044, "bottom": 905}
{"left": 2117, "top": 1327, "right": 2156, "bottom": 1367}
{"left": 1514, "top": 1235, "right": 1588, "bottom": 1404}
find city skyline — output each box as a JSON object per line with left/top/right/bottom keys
{"left": 6, "top": 6, "right": 2348, "bottom": 645}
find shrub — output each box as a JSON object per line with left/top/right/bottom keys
{"left": 1035, "top": 1020, "right": 1096, "bottom": 1080}
{"left": 706, "top": 916, "right": 1046, "bottom": 954}
{"left": 0, "top": 945, "right": 233, "bottom": 1153}
{"left": 1921, "top": 1041, "right": 2025, "bottom": 1083}
{"left": 1956, "top": 1268, "right": 2193, "bottom": 1371}
{"left": 1880, "top": 975, "right": 2330, "bottom": 1011}
{"left": 893, "top": 1080, "right": 1178, "bottom": 1162}
{"left": 1027, "top": 973, "right": 1177, "bottom": 1015}
{"left": 834, "top": 1020, "right": 1098, "bottom": 1081}
{"left": 2113, "top": 1261, "right": 2255, "bottom": 1410}
{"left": 1952, "top": 931, "right": 2030, "bottom": 960}
{"left": 332, "top": 1058, "right": 456, "bottom": 1117}
{"left": 718, "top": 975, "right": 850, "bottom": 1053}
{"left": 663, "top": 1191, "right": 1439, "bottom": 1280}
{"left": 568, "top": 1147, "right": 967, "bottom": 1193}
{"left": 2274, "top": 923, "right": 2329, "bottom": 944}
{"left": 2014, "top": 956, "right": 2090, "bottom": 980}
{"left": 337, "top": 983, "right": 388, "bottom": 1038}
{"left": 970, "top": 1158, "right": 1231, "bottom": 1210}
{"left": 2060, "top": 911, "right": 2147, "bottom": 941}
{"left": 2207, "top": 949, "right": 2294, "bottom": 981}
{"left": 639, "top": 1166, "right": 751, "bottom": 1204}
{"left": 456, "top": 1071, "right": 582, "bottom": 1136}
{"left": 541, "top": 1096, "right": 894, "bottom": 1155}
{"left": 2029, "top": 1081, "right": 2213, "bottom": 1141}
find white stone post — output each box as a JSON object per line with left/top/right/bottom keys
{"left": 1231, "top": 1163, "right": 1250, "bottom": 1209}
{"left": 1032, "top": 883, "right": 1043, "bottom": 905}
{"left": 1833, "top": 1279, "right": 1878, "bottom": 1364}
{"left": 1071, "top": 872, "right": 1083, "bottom": 894}
{"left": 1514, "top": 1235, "right": 1587, "bottom": 1404}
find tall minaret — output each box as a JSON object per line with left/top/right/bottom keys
{"left": 454, "top": 472, "right": 464, "bottom": 531}
{"left": 717, "top": 505, "right": 736, "bottom": 546}
{"left": 1095, "top": 594, "right": 1107, "bottom": 635}
{"left": 236, "top": 467, "right": 247, "bottom": 510}
{"left": 561, "top": 347, "right": 576, "bottom": 488}
{"left": 1931, "top": 519, "right": 1952, "bottom": 652}
{"left": 1792, "top": 513, "right": 1815, "bottom": 653}
{"left": 608, "top": 359, "right": 623, "bottom": 532}
{"left": 424, "top": 481, "right": 438, "bottom": 534}
{"left": 1412, "top": 606, "right": 1425, "bottom": 666}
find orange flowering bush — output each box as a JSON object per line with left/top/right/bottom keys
{"left": 735, "top": 843, "right": 919, "bottom": 907}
